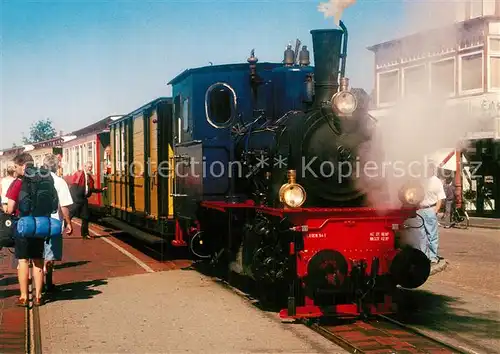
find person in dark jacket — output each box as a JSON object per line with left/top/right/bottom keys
{"left": 441, "top": 176, "right": 455, "bottom": 226}
{"left": 69, "top": 161, "right": 106, "bottom": 239}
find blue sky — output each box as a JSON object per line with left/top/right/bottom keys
{"left": 1, "top": 0, "right": 413, "bottom": 149}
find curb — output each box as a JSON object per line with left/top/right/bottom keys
{"left": 469, "top": 224, "right": 500, "bottom": 230}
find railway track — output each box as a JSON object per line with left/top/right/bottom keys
{"left": 26, "top": 264, "right": 42, "bottom": 354}
{"left": 305, "top": 314, "right": 470, "bottom": 354}
{"left": 90, "top": 219, "right": 476, "bottom": 354}
{"left": 195, "top": 265, "right": 472, "bottom": 354}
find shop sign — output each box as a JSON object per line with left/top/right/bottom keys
{"left": 449, "top": 93, "right": 500, "bottom": 118}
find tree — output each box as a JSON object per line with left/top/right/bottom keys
{"left": 22, "top": 118, "right": 57, "bottom": 144}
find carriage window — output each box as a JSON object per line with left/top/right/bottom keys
{"left": 182, "top": 97, "right": 189, "bottom": 132}
{"left": 75, "top": 147, "right": 80, "bottom": 171}
{"left": 121, "top": 125, "right": 126, "bottom": 173}
{"left": 205, "top": 83, "right": 236, "bottom": 128}
{"left": 87, "top": 143, "right": 93, "bottom": 166}
{"left": 114, "top": 126, "right": 121, "bottom": 172}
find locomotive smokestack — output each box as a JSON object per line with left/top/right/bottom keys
{"left": 310, "top": 26, "right": 345, "bottom": 106}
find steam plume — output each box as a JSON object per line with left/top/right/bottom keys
{"left": 318, "top": 0, "right": 357, "bottom": 26}
{"left": 356, "top": 1, "right": 492, "bottom": 211}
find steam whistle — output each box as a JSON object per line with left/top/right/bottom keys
{"left": 293, "top": 39, "right": 301, "bottom": 65}
{"left": 247, "top": 49, "right": 264, "bottom": 100}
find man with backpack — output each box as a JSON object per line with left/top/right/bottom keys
{"left": 5, "top": 152, "right": 60, "bottom": 306}
{"left": 42, "top": 154, "right": 74, "bottom": 293}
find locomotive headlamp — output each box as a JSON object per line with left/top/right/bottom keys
{"left": 398, "top": 182, "right": 425, "bottom": 206}
{"left": 279, "top": 170, "right": 306, "bottom": 208}
{"left": 331, "top": 91, "right": 357, "bottom": 116}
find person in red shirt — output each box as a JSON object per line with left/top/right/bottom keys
{"left": 5, "top": 153, "right": 46, "bottom": 306}
{"left": 69, "top": 161, "right": 106, "bottom": 239}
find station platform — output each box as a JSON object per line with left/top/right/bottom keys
{"left": 0, "top": 249, "right": 26, "bottom": 353}
{"left": 1, "top": 221, "right": 346, "bottom": 354}
{"left": 1, "top": 220, "right": 499, "bottom": 353}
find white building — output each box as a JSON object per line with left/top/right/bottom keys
{"left": 367, "top": 2, "right": 500, "bottom": 218}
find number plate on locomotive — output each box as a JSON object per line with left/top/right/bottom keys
{"left": 369, "top": 232, "right": 391, "bottom": 241}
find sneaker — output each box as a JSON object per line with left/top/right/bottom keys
{"left": 430, "top": 259, "right": 447, "bottom": 275}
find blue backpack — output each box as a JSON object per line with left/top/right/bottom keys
{"left": 0, "top": 213, "right": 62, "bottom": 247}
{"left": 16, "top": 216, "right": 62, "bottom": 239}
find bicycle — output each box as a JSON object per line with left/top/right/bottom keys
{"left": 444, "top": 205, "right": 470, "bottom": 229}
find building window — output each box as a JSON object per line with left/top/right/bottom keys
{"left": 490, "top": 38, "right": 500, "bottom": 90}
{"left": 490, "top": 38, "right": 500, "bottom": 52}
{"left": 460, "top": 53, "right": 483, "bottom": 92}
{"left": 431, "top": 58, "right": 455, "bottom": 96}
{"left": 403, "top": 65, "right": 427, "bottom": 97}
{"left": 469, "top": 0, "right": 483, "bottom": 18}
{"left": 491, "top": 56, "right": 500, "bottom": 89}
{"left": 378, "top": 70, "right": 399, "bottom": 105}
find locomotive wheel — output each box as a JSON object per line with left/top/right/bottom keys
{"left": 390, "top": 246, "right": 431, "bottom": 289}
{"left": 303, "top": 249, "right": 348, "bottom": 299}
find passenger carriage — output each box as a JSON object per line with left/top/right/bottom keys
{"left": 61, "top": 116, "right": 117, "bottom": 214}
{"left": 105, "top": 98, "right": 177, "bottom": 244}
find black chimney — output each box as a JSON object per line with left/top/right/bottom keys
{"left": 310, "top": 27, "right": 345, "bottom": 106}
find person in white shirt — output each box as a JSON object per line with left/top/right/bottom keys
{"left": 417, "top": 161, "right": 446, "bottom": 270}
{"left": 0, "top": 166, "right": 16, "bottom": 212}
{"left": 42, "top": 154, "right": 74, "bottom": 293}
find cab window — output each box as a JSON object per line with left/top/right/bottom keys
{"left": 205, "top": 83, "right": 236, "bottom": 128}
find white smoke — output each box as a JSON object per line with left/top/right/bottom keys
{"left": 318, "top": 0, "right": 357, "bottom": 27}
{"left": 358, "top": 94, "right": 491, "bottom": 210}
{"left": 355, "top": 1, "right": 492, "bottom": 210}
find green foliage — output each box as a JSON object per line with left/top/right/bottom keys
{"left": 22, "top": 118, "right": 57, "bottom": 144}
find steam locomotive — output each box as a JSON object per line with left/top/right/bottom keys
{"left": 102, "top": 21, "right": 431, "bottom": 319}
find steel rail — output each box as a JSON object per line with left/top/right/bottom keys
{"left": 32, "top": 301, "right": 42, "bottom": 354}
{"left": 25, "top": 298, "right": 30, "bottom": 354}
{"left": 305, "top": 320, "right": 364, "bottom": 353}
{"left": 304, "top": 315, "right": 470, "bottom": 354}
{"left": 377, "top": 314, "right": 470, "bottom": 354}
{"left": 26, "top": 263, "right": 42, "bottom": 354}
